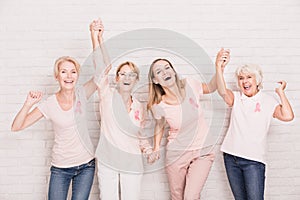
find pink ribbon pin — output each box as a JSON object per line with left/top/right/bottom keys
{"left": 134, "top": 110, "right": 140, "bottom": 121}
{"left": 254, "top": 102, "right": 261, "bottom": 112}
{"left": 189, "top": 98, "right": 199, "bottom": 108}
{"left": 75, "top": 101, "right": 82, "bottom": 114}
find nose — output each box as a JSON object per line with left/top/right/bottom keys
{"left": 67, "top": 72, "right": 72, "bottom": 78}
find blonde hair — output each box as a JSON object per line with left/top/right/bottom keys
{"left": 235, "top": 64, "right": 263, "bottom": 90}
{"left": 115, "top": 61, "right": 140, "bottom": 81}
{"left": 147, "top": 58, "right": 185, "bottom": 110}
{"left": 54, "top": 56, "right": 80, "bottom": 78}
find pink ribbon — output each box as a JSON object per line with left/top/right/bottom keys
{"left": 254, "top": 102, "right": 261, "bottom": 112}
{"left": 134, "top": 110, "right": 140, "bottom": 121}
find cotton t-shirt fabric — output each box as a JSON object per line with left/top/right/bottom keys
{"left": 38, "top": 87, "right": 95, "bottom": 168}
{"left": 151, "top": 77, "right": 209, "bottom": 151}
{"left": 95, "top": 76, "right": 144, "bottom": 173}
{"left": 221, "top": 91, "right": 278, "bottom": 164}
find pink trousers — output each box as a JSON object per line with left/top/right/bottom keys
{"left": 166, "top": 150, "right": 214, "bottom": 200}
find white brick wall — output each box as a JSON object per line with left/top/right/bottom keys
{"left": 1, "top": 0, "right": 299, "bottom": 199}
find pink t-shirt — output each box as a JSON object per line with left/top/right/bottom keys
{"left": 95, "top": 76, "right": 144, "bottom": 172}
{"left": 38, "top": 87, "right": 94, "bottom": 168}
{"left": 221, "top": 91, "right": 278, "bottom": 164}
{"left": 152, "top": 78, "right": 209, "bottom": 151}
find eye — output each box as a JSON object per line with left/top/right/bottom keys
{"left": 156, "top": 70, "right": 161, "bottom": 75}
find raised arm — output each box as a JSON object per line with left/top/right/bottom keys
{"left": 84, "top": 19, "right": 112, "bottom": 99}
{"left": 215, "top": 48, "right": 234, "bottom": 106}
{"left": 202, "top": 74, "right": 217, "bottom": 94}
{"left": 273, "top": 81, "right": 294, "bottom": 121}
{"left": 91, "top": 18, "right": 112, "bottom": 75}
{"left": 11, "top": 91, "right": 44, "bottom": 131}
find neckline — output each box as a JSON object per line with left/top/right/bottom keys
{"left": 55, "top": 93, "right": 77, "bottom": 112}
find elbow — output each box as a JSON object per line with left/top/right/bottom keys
{"left": 285, "top": 113, "right": 294, "bottom": 122}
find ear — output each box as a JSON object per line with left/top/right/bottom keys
{"left": 152, "top": 77, "right": 158, "bottom": 84}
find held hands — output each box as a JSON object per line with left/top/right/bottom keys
{"left": 147, "top": 149, "right": 160, "bottom": 164}
{"left": 215, "top": 48, "right": 230, "bottom": 71}
{"left": 25, "top": 91, "right": 43, "bottom": 107}
{"left": 89, "top": 18, "right": 104, "bottom": 41}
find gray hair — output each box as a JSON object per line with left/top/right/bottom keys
{"left": 235, "top": 64, "right": 263, "bottom": 90}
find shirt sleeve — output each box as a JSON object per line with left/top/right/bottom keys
{"left": 37, "top": 99, "right": 49, "bottom": 119}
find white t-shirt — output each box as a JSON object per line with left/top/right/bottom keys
{"left": 38, "top": 87, "right": 94, "bottom": 168}
{"left": 152, "top": 78, "right": 209, "bottom": 151}
{"left": 95, "top": 76, "right": 144, "bottom": 173}
{"left": 221, "top": 91, "right": 278, "bottom": 164}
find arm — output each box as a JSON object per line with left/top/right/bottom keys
{"left": 273, "top": 81, "right": 294, "bottom": 121}
{"left": 148, "top": 117, "right": 166, "bottom": 164}
{"left": 11, "top": 91, "right": 44, "bottom": 131}
{"left": 84, "top": 19, "right": 112, "bottom": 99}
{"left": 202, "top": 74, "right": 217, "bottom": 94}
{"left": 215, "top": 48, "right": 234, "bottom": 106}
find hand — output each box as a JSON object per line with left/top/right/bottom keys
{"left": 275, "top": 80, "right": 287, "bottom": 94}
{"left": 147, "top": 149, "right": 160, "bottom": 164}
{"left": 215, "top": 48, "right": 230, "bottom": 71}
{"left": 25, "top": 91, "right": 43, "bottom": 107}
{"left": 90, "top": 18, "right": 104, "bottom": 38}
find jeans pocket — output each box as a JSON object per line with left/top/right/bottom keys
{"left": 87, "top": 158, "right": 95, "bottom": 167}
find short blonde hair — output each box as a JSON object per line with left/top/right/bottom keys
{"left": 54, "top": 56, "right": 80, "bottom": 78}
{"left": 115, "top": 61, "right": 140, "bottom": 80}
{"left": 235, "top": 64, "right": 263, "bottom": 90}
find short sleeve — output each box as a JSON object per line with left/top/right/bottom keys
{"left": 37, "top": 100, "right": 49, "bottom": 119}
{"left": 151, "top": 104, "right": 163, "bottom": 120}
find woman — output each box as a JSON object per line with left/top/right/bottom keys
{"left": 215, "top": 48, "right": 294, "bottom": 200}
{"left": 146, "top": 56, "right": 223, "bottom": 200}
{"left": 11, "top": 53, "right": 98, "bottom": 199}
{"left": 90, "top": 19, "right": 146, "bottom": 200}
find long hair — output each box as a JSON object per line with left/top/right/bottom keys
{"left": 147, "top": 58, "right": 185, "bottom": 110}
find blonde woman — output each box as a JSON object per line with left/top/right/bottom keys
{"left": 215, "top": 48, "right": 294, "bottom": 200}
{"left": 146, "top": 56, "right": 225, "bottom": 199}
{"left": 11, "top": 54, "right": 97, "bottom": 200}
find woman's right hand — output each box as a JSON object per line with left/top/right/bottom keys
{"left": 25, "top": 91, "right": 43, "bottom": 107}
{"left": 215, "top": 48, "right": 230, "bottom": 71}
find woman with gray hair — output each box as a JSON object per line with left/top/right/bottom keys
{"left": 215, "top": 48, "right": 294, "bottom": 200}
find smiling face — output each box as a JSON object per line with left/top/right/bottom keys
{"left": 237, "top": 72, "right": 259, "bottom": 97}
{"left": 235, "top": 64, "right": 263, "bottom": 97}
{"left": 56, "top": 61, "right": 79, "bottom": 90}
{"left": 116, "top": 64, "right": 138, "bottom": 92}
{"left": 151, "top": 60, "right": 177, "bottom": 88}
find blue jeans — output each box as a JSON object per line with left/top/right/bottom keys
{"left": 223, "top": 153, "right": 265, "bottom": 200}
{"left": 48, "top": 159, "right": 95, "bottom": 200}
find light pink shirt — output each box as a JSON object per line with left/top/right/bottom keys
{"left": 95, "top": 76, "right": 144, "bottom": 172}
{"left": 38, "top": 87, "right": 94, "bottom": 168}
{"left": 152, "top": 78, "right": 209, "bottom": 151}
{"left": 221, "top": 91, "right": 278, "bottom": 164}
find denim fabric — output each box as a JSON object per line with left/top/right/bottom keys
{"left": 223, "top": 153, "right": 265, "bottom": 200}
{"left": 48, "top": 159, "right": 95, "bottom": 200}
